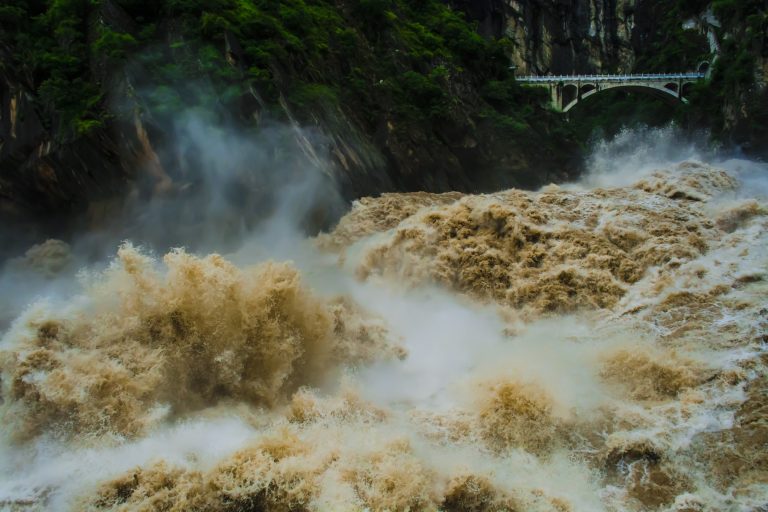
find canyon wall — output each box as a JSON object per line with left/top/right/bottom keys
{"left": 1, "top": 0, "right": 765, "bottom": 251}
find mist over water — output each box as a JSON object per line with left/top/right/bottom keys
{"left": 1, "top": 125, "right": 767, "bottom": 511}
{"left": 0, "top": 112, "right": 342, "bottom": 330}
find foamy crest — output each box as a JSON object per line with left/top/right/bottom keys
{"left": 0, "top": 244, "right": 400, "bottom": 441}
{"left": 1, "top": 149, "right": 767, "bottom": 510}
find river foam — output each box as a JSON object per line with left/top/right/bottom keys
{"left": 0, "top": 140, "right": 766, "bottom": 511}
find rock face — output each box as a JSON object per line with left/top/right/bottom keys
{"left": 0, "top": 0, "right": 582, "bottom": 251}
{"left": 0, "top": 61, "right": 573, "bottom": 255}
{"left": 504, "top": 0, "right": 638, "bottom": 74}
{"left": 0, "top": 0, "right": 764, "bottom": 249}
{"left": 455, "top": 0, "right": 639, "bottom": 74}
{"left": 0, "top": 54, "right": 128, "bottom": 254}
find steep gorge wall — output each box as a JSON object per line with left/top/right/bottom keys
{"left": 504, "top": 0, "right": 638, "bottom": 74}
{"left": 0, "top": 0, "right": 580, "bottom": 254}
{"left": 454, "top": 0, "right": 639, "bottom": 74}
{"left": 462, "top": 0, "right": 766, "bottom": 88}
{"left": 1, "top": 0, "right": 764, "bottom": 252}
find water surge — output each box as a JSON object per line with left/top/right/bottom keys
{"left": 0, "top": 132, "right": 766, "bottom": 511}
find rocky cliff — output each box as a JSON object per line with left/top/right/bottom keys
{"left": 0, "top": 0, "right": 581, "bottom": 252}
{"left": 503, "top": 0, "right": 637, "bottom": 74}
{"left": 455, "top": 0, "right": 709, "bottom": 74}
{"left": 0, "top": 0, "right": 765, "bottom": 252}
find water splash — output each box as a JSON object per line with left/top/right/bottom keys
{"left": 1, "top": 128, "right": 767, "bottom": 511}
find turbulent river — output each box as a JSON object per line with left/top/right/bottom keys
{"left": 0, "top": 129, "right": 766, "bottom": 511}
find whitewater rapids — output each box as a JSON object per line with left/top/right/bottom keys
{"left": 0, "top": 158, "right": 766, "bottom": 511}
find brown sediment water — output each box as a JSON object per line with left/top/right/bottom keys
{"left": 0, "top": 160, "right": 766, "bottom": 511}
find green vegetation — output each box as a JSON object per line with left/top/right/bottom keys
{"left": 1, "top": 0, "right": 761, "bottom": 161}
{"left": 0, "top": 0, "right": 104, "bottom": 137}
{"left": 0, "top": 0, "right": 555, "bottom": 146}
{"left": 633, "top": 0, "right": 710, "bottom": 73}
{"left": 685, "top": 0, "right": 766, "bottom": 141}
{"left": 479, "top": 79, "right": 551, "bottom": 137}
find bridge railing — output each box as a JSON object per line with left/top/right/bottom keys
{"left": 515, "top": 72, "right": 706, "bottom": 83}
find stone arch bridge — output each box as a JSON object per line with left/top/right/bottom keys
{"left": 515, "top": 73, "right": 706, "bottom": 113}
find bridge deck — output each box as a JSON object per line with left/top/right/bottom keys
{"left": 516, "top": 73, "right": 705, "bottom": 83}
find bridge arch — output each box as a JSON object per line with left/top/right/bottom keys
{"left": 663, "top": 82, "right": 678, "bottom": 93}
{"left": 561, "top": 84, "right": 683, "bottom": 113}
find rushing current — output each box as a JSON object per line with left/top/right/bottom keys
{"left": 0, "top": 128, "right": 766, "bottom": 511}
